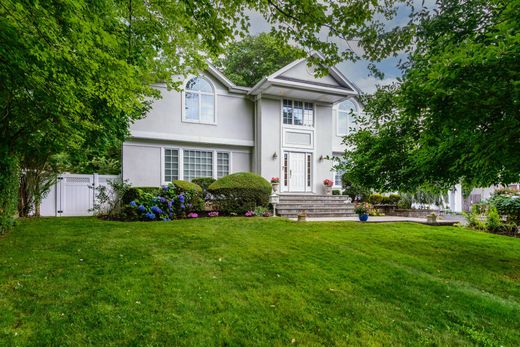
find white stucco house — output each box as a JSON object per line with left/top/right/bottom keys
{"left": 122, "top": 54, "right": 362, "bottom": 194}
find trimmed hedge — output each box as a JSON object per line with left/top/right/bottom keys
{"left": 368, "top": 194, "right": 383, "bottom": 205}
{"left": 208, "top": 172, "right": 271, "bottom": 214}
{"left": 172, "top": 180, "right": 202, "bottom": 194}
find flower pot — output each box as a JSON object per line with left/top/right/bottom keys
{"left": 358, "top": 214, "right": 369, "bottom": 222}
{"left": 271, "top": 183, "right": 280, "bottom": 193}
{"left": 323, "top": 186, "right": 333, "bottom": 195}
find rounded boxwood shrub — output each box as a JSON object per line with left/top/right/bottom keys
{"left": 122, "top": 187, "right": 160, "bottom": 204}
{"left": 172, "top": 180, "right": 202, "bottom": 194}
{"left": 208, "top": 172, "right": 271, "bottom": 214}
{"left": 368, "top": 193, "right": 384, "bottom": 205}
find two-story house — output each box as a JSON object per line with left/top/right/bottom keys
{"left": 122, "top": 53, "right": 362, "bottom": 195}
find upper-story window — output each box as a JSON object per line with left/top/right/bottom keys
{"left": 283, "top": 99, "right": 313, "bottom": 127}
{"left": 184, "top": 76, "right": 215, "bottom": 124}
{"left": 337, "top": 99, "right": 358, "bottom": 135}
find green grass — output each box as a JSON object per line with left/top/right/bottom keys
{"left": 1, "top": 217, "right": 519, "bottom": 346}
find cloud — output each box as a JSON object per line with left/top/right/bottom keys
{"left": 354, "top": 76, "right": 399, "bottom": 94}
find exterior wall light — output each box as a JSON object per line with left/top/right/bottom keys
{"left": 272, "top": 152, "right": 278, "bottom": 160}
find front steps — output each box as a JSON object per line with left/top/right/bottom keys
{"left": 276, "top": 194, "right": 356, "bottom": 218}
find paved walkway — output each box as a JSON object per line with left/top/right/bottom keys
{"left": 289, "top": 215, "right": 461, "bottom": 225}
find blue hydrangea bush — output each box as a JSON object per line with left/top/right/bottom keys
{"left": 126, "top": 182, "right": 203, "bottom": 221}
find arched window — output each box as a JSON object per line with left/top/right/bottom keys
{"left": 183, "top": 76, "right": 215, "bottom": 123}
{"left": 337, "top": 99, "right": 358, "bottom": 135}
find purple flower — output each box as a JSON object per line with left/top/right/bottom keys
{"left": 162, "top": 217, "right": 171, "bottom": 222}
{"left": 187, "top": 212, "right": 198, "bottom": 218}
{"left": 245, "top": 211, "right": 254, "bottom": 217}
{"left": 208, "top": 211, "right": 219, "bottom": 217}
{"left": 180, "top": 204, "right": 185, "bottom": 209}
{"left": 162, "top": 185, "right": 169, "bottom": 191}
{"left": 178, "top": 194, "right": 185, "bottom": 203}
{"left": 137, "top": 205, "right": 146, "bottom": 213}
{"left": 145, "top": 212, "right": 155, "bottom": 220}
{"left": 159, "top": 197, "right": 167, "bottom": 204}
{"left": 129, "top": 201, "right": 137, "bottom": 207}
{"left": 151, "top": 206, "right": 163, "bottom": 214}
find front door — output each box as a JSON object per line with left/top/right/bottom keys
{"left": 288, "top": 152, "right": 306, "bottom": 192}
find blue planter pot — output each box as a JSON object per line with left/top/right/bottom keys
{"left": 358, "top": 214, "right": 369, "bottom": 222}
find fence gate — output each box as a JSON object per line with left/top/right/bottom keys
{"left": 41, "top": 173, "right": 119, "bottom": 217}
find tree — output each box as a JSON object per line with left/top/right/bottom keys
{"left": 216, "top": 33, "right": 305, "bottom": 86}
{"left": 1, "top": 0, "right": 419, "bottom": 232}
{"left": 341, "top": 0, "right": 520, "bottom": 192}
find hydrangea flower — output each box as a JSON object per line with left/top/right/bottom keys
{"left": 129, "top": 201, "right": 137, "bottom": 207}
{"left": 151, "top": 206, "right": 163, "bottom": 214}
{"left": 162, "top": 185, "right": 169, "bottom": 191}
{"left": 162, "top": 218, "right": 171, "bottom": 222}
{"left": 145, "top": 212, "right": 155, "bottom": 220}
{"left": 180, "top": 204, "right": 185, "bottom": 209}
{"left": 187, "top": 212, "right": 198, "bottom": 218}
{"left": 159, "top": 197, "right": 167, "bottom": 204}
{"left": 178, "top": 194, "right": 185, "bottom": 203}
{"left": 137, "top": 205, "right": 146, "bottom": 213}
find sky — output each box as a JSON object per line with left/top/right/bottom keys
{"left": 245, "top": 6, "right": 413, "bottom": 94}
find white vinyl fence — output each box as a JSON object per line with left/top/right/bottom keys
{"left": 40, "top": 173, "right": 120, "bottom": 217}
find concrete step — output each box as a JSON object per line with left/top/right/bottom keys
{"left": 280, "top": 195, "right": 350, "bottom": 200}
{"left": 275, "top": 194, "right": 356, "bottom": 218}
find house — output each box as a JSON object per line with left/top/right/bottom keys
{"left": 122, "top": 53, "right": 362, "bottom": 194}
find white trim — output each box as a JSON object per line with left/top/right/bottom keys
{"left": 181, "top": 75, "right": 217, "bottom": 125}
{"left": 335, "top": 98, "right": 361, "bottom": 137}
{"left": 130, "top": 130, "right": 254, "bottom": 147}
{"left": 283, "top": 128, "right": 314, "bottom": 150}
{"left": 160, "top": 145, "right": 233, "bottom": 185}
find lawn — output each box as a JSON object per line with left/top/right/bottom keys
{"left": 1, "top": 218, "right": 519, "bottom": 346}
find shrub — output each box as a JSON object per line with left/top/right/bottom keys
{"left": 172, "top": 180, "right": 202, "bottom": 194}
{"left": 462, "top": 208, "right": 485, "bottom": 230}
{"left": 341, "top": 174, "right": 370, "bottom": 202}
{"left": 94, "top": 178, "right": 132, "bottom": 218}
{"left": 208, "top": 172, "right": 271, "bottom": 214}
{"left": 332, "top": 189, "right": 341, "bottom": 195}
{"left": 368, "top": 194, "right": 384, "bottom": 205}
{"left": 125, "top": 181, "right": 203, "bottom": 221}
{"left": 191, "top": 177, "right": 216, "bottom": 198}
{"left": 488, "top": 193, "right": 520, "bottom": 224}
{"left": 122, "top": 187, "right": 159, "bottom": 204}
{"left": 388, "top": 194, "right": 401, "bottom": 205}
{"left": 397, "top": 193, "right": 413, "bottom": 209}
{"left": 485, "top": 207, "right": 503, "bottom": 232}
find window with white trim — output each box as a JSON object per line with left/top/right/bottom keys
{"left": 338, "top": 100, "right": 357, "bottom": 135}
{"left": 217, "top": 152, "right": 229, "bottom": 178}
{"left": 184, "top": 76, "right": 215, "bottom": 123}
{"left": 334, "top": 170, "right": 344, "bottom": 187}
{"left": 164, "top": 149, "right": 179, "bottom": 182}
{"left": 283, "top": 99, "right": 313, "bottom": 127}
{"left": 183, "top": 150, "right": 213, "bottom": 181}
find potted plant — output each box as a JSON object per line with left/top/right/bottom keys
{"left": 271, "top": 177, "right": 280, "bottom": 193}
{"left": 323, "top": 179, "right": 333, "bottom": 195}
{"left": 354, "top": 203, "right": 370, "bottom": 222}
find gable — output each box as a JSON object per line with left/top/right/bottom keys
{"left": 279, "top": 61, "right": 343, "bottom": 87}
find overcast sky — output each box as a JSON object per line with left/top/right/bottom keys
{"left": 245, "top": 8, "right": 410, "bottom": 94}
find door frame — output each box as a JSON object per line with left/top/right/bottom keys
{"left": 281, "top": 150, "right": 313, "bottom": 193}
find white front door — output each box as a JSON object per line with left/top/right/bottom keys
{"left": 289, "top": 152, "right": 306, "bottom": 192}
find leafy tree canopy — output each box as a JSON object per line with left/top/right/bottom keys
{"left": 341, "top": 0, "right": 520, "bottom": 192}
{"left": 215, "top": 33, "right": 305, "bottom": 87}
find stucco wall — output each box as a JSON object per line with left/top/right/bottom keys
{"left": 130, "top": 72, "right": 254, "bottom": 147}
{"left": 315, "top": 104, "right": 335, "bottom": 193}
{"left": 280, "top": 61, "right": 341, "bottom": 86}
{"left": 122, "top": 140, "right": 251, "bottom": 187}
{"left": 257, "top": 98, "right": 282, "bottom": 180}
